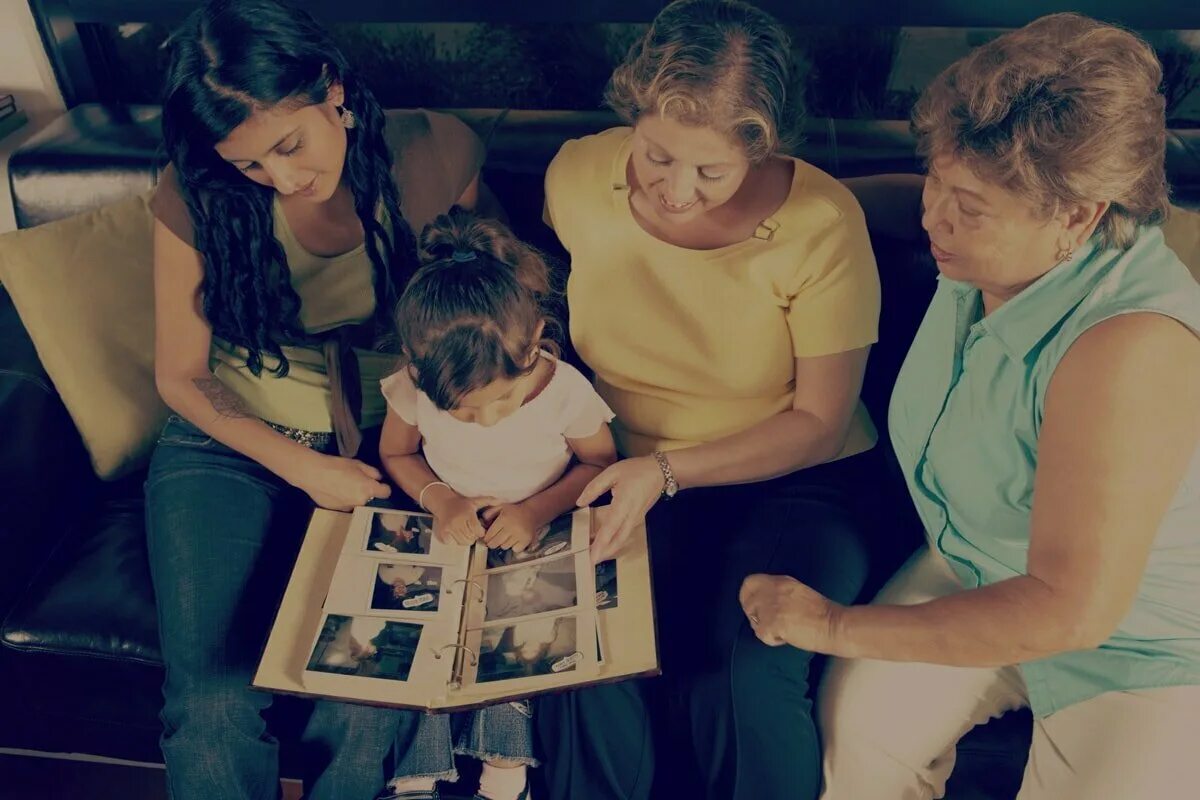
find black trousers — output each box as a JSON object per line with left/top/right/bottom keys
{"left": 533, "top": 451, "right": 879, "bottom": 800}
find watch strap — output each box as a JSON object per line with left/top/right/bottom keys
{"left": 652, "top": 450, "right": 679, "bottom": 498}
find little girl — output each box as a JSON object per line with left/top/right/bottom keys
{"left": 377, "top": 208, "right": 618, "bottom": 800}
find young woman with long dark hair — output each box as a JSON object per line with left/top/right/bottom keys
{"left": 144, "top": 1, "right": 498, "bottom": 797}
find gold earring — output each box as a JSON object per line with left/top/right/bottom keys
{"left": 338, "top": 106, "right": 356, "bottom": 130}
{"left": 1056, "top": 245, "right": 1075, "bottom": 263}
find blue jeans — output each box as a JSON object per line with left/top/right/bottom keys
{"left": 393, "top": 703, "right": 538, "bottom": 782}
{"left": 145, "top": 416, "right": 418, "bottom": 800}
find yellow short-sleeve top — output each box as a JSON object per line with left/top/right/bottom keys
{"left": 544, "top": 127, "right": 880, "bottom": 459}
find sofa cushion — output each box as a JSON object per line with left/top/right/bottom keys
{"left": 1, "top": 484, "right": 160, "bottom": 663}
{"left": 0, "top": 193, "right": 167, "bottom": 479}
{"left": 0, "top": 289, "right": 99, "bottom": 620}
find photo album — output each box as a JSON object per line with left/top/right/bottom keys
{"left": 253, "top": 505, "right": 658, "bottom": 711}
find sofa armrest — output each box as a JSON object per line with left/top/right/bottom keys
{"left": 8, "top": 105, "right": 165, "bottom": 230}
{"left": 0, "top": 287, "right": 99, "bottom": 618}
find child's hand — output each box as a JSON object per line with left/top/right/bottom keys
{"left": 426, "top": 491, "right": 499, "bottom": 547}
{"left": 481, "top": 503, "right": 540, "bottom": 552}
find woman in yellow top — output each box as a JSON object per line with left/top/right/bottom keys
{"left": 542, "top": 1, "right": 882, "bottom": 798}
{"left": 144, "top": 1, "right": 499, "bottom": 799}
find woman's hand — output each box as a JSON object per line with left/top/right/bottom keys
{"left": 481, "top": 503, "right": 541, "bottom": 552}
{"left": 739, "top": 573, "right": 843, "bottom": 653}
{"left": 577, "top": 456, "right": 664, "bottom": 562}
{"left": 286, "top": 452, "right": 392, "bottom": 511}
{"left": 425, "top": 490, "right": 500, "bottom": 547}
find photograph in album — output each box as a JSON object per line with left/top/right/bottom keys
{"left": 364, "top": 510, "right": 435, "bottom": 557}
{"left": 370, "top": 563, "right": 444, "bottom": 613}
{"left": 254, "top": 505, "right": 659, "bottom": 711}
{"left": 306, "top": 614, "right": 424, "bottom": 682}
{"left": 484, "top": 555, "right": 578, "bottom": 623}
{"left": 472, "top": 613, "right": 583, "bottom": 684}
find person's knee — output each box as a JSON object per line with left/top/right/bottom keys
{"left": 729, "top": 636, "right": 816, "bottom": 710}
{"left": 162, "top": 679, "right": 271, "bottom": 741}
{"left": 817, "top": 661, "right": 929, "bottom": 775}
{"left": 311, "top": 701, "right": 406, "bottom": 755}
{"left": 683, "top": 638, "right": 816, "bottom": 727}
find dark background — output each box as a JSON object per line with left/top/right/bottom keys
{"left": 27, "top": 0, "right": 1200, "bottom": 124}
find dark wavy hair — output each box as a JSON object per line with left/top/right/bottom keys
{"left": 161, "top": 0, "right": 416, "bottom": 376}
{"left": 393, "top": 208, "right": 559, "bottom": 411}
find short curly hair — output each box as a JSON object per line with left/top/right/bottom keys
{"left": 604, "top": 0, "right": 801, "bottom": 164}
{"left": 911, "top": 13, "right": 1170, "bottom": 250}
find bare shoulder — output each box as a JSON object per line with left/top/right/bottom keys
{"left": 1067, "top": 312, "right": 1199, "bottom": 365}
{"left": 1053, "top": 312, "right": 1200, "bottom": 399}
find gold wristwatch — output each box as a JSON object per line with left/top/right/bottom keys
{"left": 652, "top": 450, "right": 679, "bottom": 499}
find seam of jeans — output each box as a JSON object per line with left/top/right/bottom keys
{"left": 144, "top": 494, "right": 183, "bottom": 800}
{"left": 146, "top": 489, "right": 186, "bottom": 800}
{"left": 145, "top": 490, "right": 174, "bottom": 667}
{"left": 157, "top": 434, "right": 218, "bottom": 449}
{"left": 157, "top": 414, "right": 218, "bottom": 447}
{"left": 144, "top": 463, "right": 283, "bottom": 497}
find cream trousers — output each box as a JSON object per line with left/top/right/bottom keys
{"left": 817, "top": 547, "right": 1200, "bottom": 800}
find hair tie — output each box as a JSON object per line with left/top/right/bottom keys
{"left": 450, "top": 249, "right": 477, "bottom": 263}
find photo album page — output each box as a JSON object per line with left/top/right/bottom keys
{"left": 253, "top": 502, "right": 656, "bottom": 712}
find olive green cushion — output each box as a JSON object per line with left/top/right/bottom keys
{"left": 0, "top": 192, "right": 165, "bottom": 478}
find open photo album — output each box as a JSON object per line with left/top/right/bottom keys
{"left": 253, "top": 505, "right": 659, "bottom": 711}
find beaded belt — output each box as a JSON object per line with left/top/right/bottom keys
{"left": 265, "top": 421, "right": 334, "bottom": 451}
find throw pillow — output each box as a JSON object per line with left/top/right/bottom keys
{"left": 0, "top": 192, "right": 165, "bottom": 478}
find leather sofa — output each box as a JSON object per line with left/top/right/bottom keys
{"left": 3, "top": 104, "right": 1198, "bottom": 798}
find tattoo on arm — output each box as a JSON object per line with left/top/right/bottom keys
{"left": 192, "top": 376, "right": 252, "bottom": 419}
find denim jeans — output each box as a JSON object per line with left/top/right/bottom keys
{"left": 392, "top": 702, "right": 537, "bottom": 782}
{"left": 145, "top": 415, "right": 419, "bottom": 800}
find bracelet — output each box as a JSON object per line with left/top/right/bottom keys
{"left": 418, "top": 480, "right": 451, "bottom": 511}
{"left": 652, "top": 451, "right": 679, "bottom": 499}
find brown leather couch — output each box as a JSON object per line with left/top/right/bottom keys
{"left": 3, "top": 104, "right": 1198, "bottom": 797}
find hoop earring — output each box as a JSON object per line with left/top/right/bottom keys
{"left": 338, "top": 106, "right": 356, "bottom": 130}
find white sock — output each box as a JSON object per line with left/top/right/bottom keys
{"left": 478, "top": 762, "right": 528, "bottom": 800}
{"left": 387, "top": 776, "right": 437, "bottom": 796}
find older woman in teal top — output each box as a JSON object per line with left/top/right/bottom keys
{"left": 739, "top": 13, "right": 1200, "bottom": 800}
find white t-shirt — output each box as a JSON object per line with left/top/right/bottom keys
{"left": 380, "top": 355, "right": 615, "bottom": 504}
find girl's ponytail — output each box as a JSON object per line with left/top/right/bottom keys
{"left": 419, "top": 206, "right": 550, "bottom": 298}
{"left": 392, "top": 208, "right": 560, "bottom": 410}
